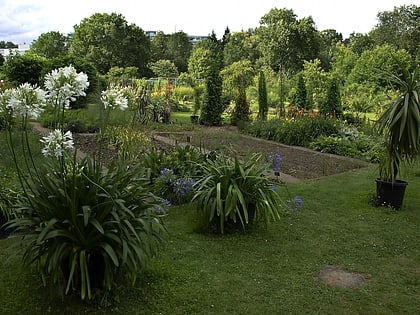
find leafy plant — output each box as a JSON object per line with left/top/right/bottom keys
{"left": 6, "top": 157, "right": 166, "bottom": 300}
{"left": 377, "top": 65, "right": 420, "bottom": 182}
{"left": 192, "top": 153, "right": 285, "bottom": 233}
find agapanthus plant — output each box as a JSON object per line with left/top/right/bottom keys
{"left": 101, "top": 87, "right": 129, "bottom": 111}
{"left": 44, "top": 65, "right": 89, "bottom": 110}
{"left": 4, "top": 66, "right": 167, "bottom": 301}
{"left": 40, "top": 129, "right": 74, "bottom": 158}
{"left": 44, "top": 65, "right": 89, "bottom": 129}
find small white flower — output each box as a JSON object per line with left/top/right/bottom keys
{"left": 40, "top": 129, "right": 74, "bottom": 158}
{"left": 101, "top": 87, "right": 128, "bottom": 111}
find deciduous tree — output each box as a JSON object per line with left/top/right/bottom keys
{"left": 70, "top": 13, "right": 151, "bottom": 76}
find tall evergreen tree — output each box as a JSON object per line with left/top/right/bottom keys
{"left": 231, "top": 75, "right": 250, "bottom": 125}
{"left": 292, "top": 74, "right": 308, "bottom": 109}
{"left": 257, "top": 71, "right": 268, "bottom": 121}
{"left": 320, "top": 79, "right": 342, "bottom": 117}
{"left": 200, "top": 58, "right": 223, "bottom": 125}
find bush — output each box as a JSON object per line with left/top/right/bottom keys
{"left": 241, "top": 117, "right": 339, "bottom": 147}
{"left": 309, "top": 126, "right": 382, "bottom": 162}
{"left": 66, "top": 119, "right": 86, "bottom": 133}
{"left": 141, "top": 145, "right": 208, "bottom": 204}
{"left": 6, "top": 158, "right": 167, "bottom": 300}
{"left": 192, "top": 153, "right": 285, "bottom": 233}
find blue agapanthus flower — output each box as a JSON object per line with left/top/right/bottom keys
{"left": 154, "top": 198, "right": 171, "bottom": 215}
{"left": 287, "top": 196, "right": 303, "bottom": 209}
{"left": 160, "top": 168, "right": 175, "bottom": 184}
{"left": 268, "top": 153, "right": 283, "bottom": 172}
{"left": 172, "top": 177, "right": 196, "bottom": 197}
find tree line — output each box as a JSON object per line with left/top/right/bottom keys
{"left": 0, "top": 5, "right": 419, "bottom": 124}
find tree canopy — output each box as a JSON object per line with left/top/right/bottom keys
{"left": 70, "top": 13, "right": 151, "bottom": 76}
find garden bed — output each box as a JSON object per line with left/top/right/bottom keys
{"left": 154, "top": 126, "right": 372, "bottom": 180}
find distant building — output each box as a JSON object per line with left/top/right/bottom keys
{"left": 187, "top": 35, "right": 209, "bottom": 46}
{"left": 0, "top": 43, "right": 30, "bottom": 60}
{"left": 146, "top": 31, "right": 208, "bottom": 46}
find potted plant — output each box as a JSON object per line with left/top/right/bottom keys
{"left": 376, "top": 64, "right": 420, "bottom": 209}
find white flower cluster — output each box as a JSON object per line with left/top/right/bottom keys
{"left": 44, "top": 65, "right": 90, "bottom": 109}
{"left": 0, "top": 83, "right": 46, "bottom": 119}
{"left": 40, "top": 129, "right": 74, "bottom": 158}
{"left": 101, "top": 87, "right": 128, "bottom": 110}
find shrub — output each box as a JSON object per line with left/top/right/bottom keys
{"left": 6, "top": 158, "right": 167, "bottom": 300}
{"left": 192, "top": 153, "right": 285, "bottom": 233}
{"left": 66, "top": 119, "right": 86, "bottom": 133}
{"left": 241, "top": 117, "right": 339, "bottom": 147}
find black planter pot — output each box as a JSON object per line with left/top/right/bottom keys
{"left": 375, "top": 178, "right": 408, "bottom": 209}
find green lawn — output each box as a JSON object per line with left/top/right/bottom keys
{"left": 1, "top": 161, "right": 420, "bottom": 314}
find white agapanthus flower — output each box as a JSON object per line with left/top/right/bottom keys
{"left": 0, "top": 89, "right": 14, "bottom": 113}
{"left": 4, "top": 83, "right": 47, "bottom": 119}
{"left": 44, "top": 65, "right": 90, "bottom": 109}
{"left": 101, "top": 87, "right": 129, "bottom": 110}
{"left": 40, "top": 129, "right": 74, "bottom": 158}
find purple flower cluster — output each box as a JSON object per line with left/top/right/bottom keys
{"left": 154, "top": 198, "right": 171, "bottom": 215}
{"left": 268, "top": 153, "right": 283, "bottom": 172}
{"left": 287, "top": 196, "right": 303, "bottom": 209}
{"left": 160, "top": 168, "right": 175, "bottom": 184}
{"left": 172, "top": 177, "right": 196, "bottom": 197}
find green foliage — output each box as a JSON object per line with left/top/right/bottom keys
{"left": 0, "top": 185, "right": 22, "bottom": 231}
{"left": 291, "top": 74, "right": 308, "bottom": 109}
{"left": 140, "top": 145, "right": 207, "bottom": 205}
{"left": 319, "top": 79, "right": 342, "bottom": 117}
{"left": 347, "top": 44, "right": 412, "bottom": 88}
{"left": 257, "top": 71, "right": 268, "bottom": 121}
{"left": 223, "top": 29, "right": 260, "bottom": 66}
{"left": 29, "top": 31, "right": 69, "bottom": 59}
{"left": 231, "top": 84, "right": 250, "bottom": 125}
{"left": 3, "top": 53, "right": 46, "bottom": 86}
{"left": 148, "top": 60, "right": 179, "bottom": 78}
{"left": 70, "top": 13, "right": 151, "bottom": 75}
{"left": 302, "top": 59, "right": 329, "bottom": 110}
{"left": 200, "top": 60, "right": 224, "bottom": 126}
{"left": 39, "top": 106, "right": 99, "bottom": 132}
{"left": 192, "top": 153, "right": 285, "bottom": 233}
{"left": 221, "top": 60, "right": 255, "bottom": 96}
{"left": 104, "top": 66, "right": 139, "bottom": 86}
{"left": 242, "top": 117, "right": 339, "bottom": 147}
{"left": 151, "top": 31, "right": 192, "bottom": 73}
{"left": 310, "top": 127, "right": 382, "bottom": 162}
{"left": 258, "top": 8, "right": 320, "bottom": 73}
{"left": 6, "top": 157, "right": 166, "bottom": 300}
{"left": 172, "top": 85, "right": 194, "bottom": 104}
{"left": 100, "top": 125, "right": 151, "bottom": 160}
{"left": 370, "top": 5, "right": 420, "bottom": 61}
{"left": 377, "top": 65, "right": 420, "bottom": 181}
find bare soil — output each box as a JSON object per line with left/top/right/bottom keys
{"left": 154, "top": 126, "right": 372, "bottom": 181}
{"left": 317, "top": 265, "right": 369, "bottom": 289}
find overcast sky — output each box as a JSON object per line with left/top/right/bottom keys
{"left": 0, "top": 0, "right": 416, "bottom": 44}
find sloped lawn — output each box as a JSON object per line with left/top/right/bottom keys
{"left": 1, "top": 162, "right": 420, "bottom": 314}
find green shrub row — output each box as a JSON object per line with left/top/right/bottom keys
{"left": 240, "top": 117, "right": 339, "bottom": 147}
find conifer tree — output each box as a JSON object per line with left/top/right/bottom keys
{"left": 257, "top": 71, "right": 268, "bottom": 120}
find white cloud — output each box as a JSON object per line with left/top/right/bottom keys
{"left": 0, "top": 0, "right": 415, "bottom": 44}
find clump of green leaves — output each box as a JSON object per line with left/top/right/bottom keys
{"left": 192, "top": 153, "right": 285, "bottom": 233}
{"left": 7, "top": 158, "right": 167, "bottom": 300}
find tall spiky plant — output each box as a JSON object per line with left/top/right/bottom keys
{"left": 377, "top": 64, "right": 420, "bottom": 182}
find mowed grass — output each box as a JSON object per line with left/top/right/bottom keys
{"left": 1, "top": 160, "right": 420, "bottom": 314}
